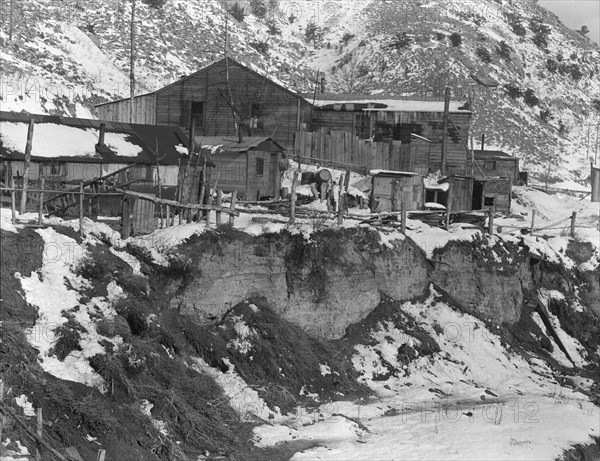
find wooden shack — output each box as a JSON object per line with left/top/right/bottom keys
{"left": 369, "top": 170, "right": 423, "bottom": 212}
{"left": 306, "top": 95, "right": 472, "bottom": 176}
{"left": 96, "top": 57, "right": 312, "bottom": 150}
{"left": 472, "top": 177, "right": 511, "bottom": 213}
{"left": 473, "top": 150, "right": 519, "bottom": 183}
{"left": 197, "top": 136, "right": 284, "bottom": 200}
{"left": 437, "top": 176, "right": 473, "bottom": 212}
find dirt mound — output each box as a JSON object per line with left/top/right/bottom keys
{"left": 172, "top": 297, "right": 370, "bottom": 414}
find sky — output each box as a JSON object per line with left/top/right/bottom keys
{"left": 539, "top": 0, "right": 600, "bottom": 44}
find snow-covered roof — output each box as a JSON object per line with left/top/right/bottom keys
{"left": 0, "top": 111, "right": 189, "bottom": 164}
{"left": 309, "top": 94, "right": 471, "bottom": 113}
{"left": 315, "top": 99, "right": 470, "bottom": 113}
{"left": 196, "top": 136, "right": 285, "bottom": 154}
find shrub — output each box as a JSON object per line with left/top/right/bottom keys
{"left": 510, "top": 22, "right": 527, "bottom": 37}
{"left": 387, "top": 32, "right": 413, "bottom": 50}
{"left": 97, "top": 316, "right": 132, "bottom": 340}
{"left": 266, "top": 20, "right": 280, "bottom": 35}
{"left": 530, "top": 20, "right": 551, "bottom": 48}
{"left": 504, "top": 83, "right": 522, "bottom": 99}
{"left": 228, "top": 2, "right": 246, "bottom": 22}
{"left": 248, "top": 0, "right": 267, "bottom": 19}
{"left": 50, "top": 322, "right": 84, "bottom": 361}
{"left": 75, "top": 256, "right": 106, "bottom": 281}
{"left": 250, "top": 41, "right": 270, "bottom": 54}
{"left": 141, "top": 0, "right": 166, "bottom": 8}
{"left": 498, "top": 41, "right": 512, "bottom": 60}
{"left": 449, "top": 32, "right": 462, "bottom": 47}
{"left": 341, "top": 32, "right": 355, "bottom": 46}
{"left": 305, "top": 21, "right": 322, "bottom": 46}
{"left": 540, "top": 109, "right": 552, "bottom": 123}
{"left": 435, "top": 32, "right": 445, "bottom": 41}
{"left": 569, "top": 63, "right": 583, "bottom": 80}
{"left": 288, "top": 13, "right": 296, "bottom": 23}
{"left": 476, "top": 46, "right": 492, "bottom": 63}
{"left": 523, "top": 88, "right": 539, "bottom": 107}
{"left": 546, "top": 58, "right": 558, "bottom": 73}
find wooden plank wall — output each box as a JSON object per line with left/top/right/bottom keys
{"left": 154, "top": 60, "right": 310, "bottom": 150}
{"left": 474, "top": 159, "right": 519, "bottom": 183}
{"left": 96, "top": 94, "right": 156, "bottom": 124}
{"left": 295, "top": 130, "right": 421, "bottom": 172}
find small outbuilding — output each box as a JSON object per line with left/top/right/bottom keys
{"left": 472, "top": 177, "right": 512, "bottom": 213}
{"left": 437, "top": 176, "right": 474, "bottom": 212}
{"left": 473, "top": 150, "right": 519, "bottom": 184}
{"left": 196, "top": 136, "right": 285, "bottom": 200}
{"left": 369, "top": 170, "right": 423, "bottom": 212}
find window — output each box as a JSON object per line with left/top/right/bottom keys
{"left": 256, "top": 157, "right": 264, "bottom": 175}
{"left": 189, "top": 101, "right": 205, "bottom": 133}
{"left": 41, "top": 162, "right": 67, "bottom": 177}
{"left": 484, "top": 160, "right": 496, "bottom": 170}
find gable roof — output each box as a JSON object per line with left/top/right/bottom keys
{"left": 95, "top": 57, "right": 309, "bottom": 108}
{"left": 0, "top": 111, "right": 191, "bottom": 165}
{"left": 196, "top": 136, "right": 285, "bottom": 155}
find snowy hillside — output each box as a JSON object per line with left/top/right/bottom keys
{"left": 1, "top": 0, "right": 599, "bottom": 186}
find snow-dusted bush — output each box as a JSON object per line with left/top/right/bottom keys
{"left": 523, "top": 88, "right": 540, "bottom": 107}
{"left": 449, "top": 32, "right": 462, "bottom": 47}
{"left": 476, "top": 46, "right": 492, "bottom": 63}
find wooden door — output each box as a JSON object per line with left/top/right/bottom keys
{"left": 132, "top": 198, "right": 157, "bottom": 235}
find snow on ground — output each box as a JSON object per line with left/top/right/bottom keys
{"left": 16, "top": 227, "right": 124, "bottom": 390}
{"left": 255, "top": 287, "right": 600, "bottom": 460}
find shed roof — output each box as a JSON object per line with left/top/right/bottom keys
{"left": 196, "top": 136, "right": 285, "bottom": 155}
{"left": 474, "top": 150, "right": 518, "bottom": 161}
{"left": 0, "top": 111, "right": 193, "bottom": 165}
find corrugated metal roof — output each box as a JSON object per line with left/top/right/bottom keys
{"left": 0, "top": 111, "right": 192, "bottom": 165}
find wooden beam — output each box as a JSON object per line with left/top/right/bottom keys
{"left": 20, "top": 119, "right": 34, "bottom": 213}
{"left": 441, "top": 87, "right": 450, "bottom": 176}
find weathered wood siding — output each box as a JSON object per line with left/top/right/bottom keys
{"left": 371, "top": 174, "right": 423, "bottom": 212}
{"left": 482, "top": 178, "right": 511, "bottom": 213}
{"left": 442, "top": 177, "right": 473, "bottom": 212}
{"left": 474, "top": 158, "right": 519, "bottom": 183}
{"left": 307, "top": 110, "right": 471, "bottom": 174}
{"left": 154, "top": 60, "right": 310, "bottom": 150}
{"left": 212, "top": 150, "right": 280, "bottom": 200}
{"left": 96, "top": 94, "right": 156, "bottom": 124}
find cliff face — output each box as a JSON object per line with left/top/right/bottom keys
{"left": 165, "top": 229, "right": 593, "bottom": 338}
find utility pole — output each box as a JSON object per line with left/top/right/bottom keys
{"left": 441, "top": 86, "right": 450, "bottom": 176}
{"left": 9, "top": 0, "right": 14, "bottom": 41}
{"left": 129, "top": 0, "right": 136, "bottom": 123}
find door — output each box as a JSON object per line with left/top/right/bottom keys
{"left": 132, "top": 198, "right": 157, "bottom": 235}
{"left": 472, "top": 180, "right": 484, "bottom": 210}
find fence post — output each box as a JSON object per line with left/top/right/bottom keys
{"left": 229, "top": 190, "right": 237, "bottom": 226}
{"left": 122, "top": 196, "right": 131, "bottom": 239}
{"left": 216, "top": 190, "right": 223, "bottom": 227}
{"left": 401, "top": 202, "right": 406, "bottom": 234}
{"left": 0, "top": 379, "right": 4, "bottom": 446}
{"left": 290, "top": 172, "right": 298, "bottom": 225}
{"left": 11, "top": 176, "right": 16, "bottom": 224}
{"left": 530, "top": 210, "right": 536, "bottom": 236}
{"left": 570, "top": 211, "right": 577, "bottom": 238}
{"left": 488, "top": 207, "right": 494, "bottom": 236}
{"left": 79, "top": 182, "right": 84, "bottom": 237}
{"left": 20, "top": 119, "right": 34, "bottom": 214}
{"left": 35, "top": 407, "right": 42, "bottom": 461}
{"left": 97, "top": 449, "right": 106, "bottom": 461}
{"left": 337, "top": 173, "right": 344, "bottom": 225}
{"left": 166, "top": 205, "right": 170, "bottom": 227}
{"left": 38, "top": 178, "right": 45, "bottom": 226}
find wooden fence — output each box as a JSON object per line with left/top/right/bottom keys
{"left": 294, "top": 129, "right": 417, "bottom": 173}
